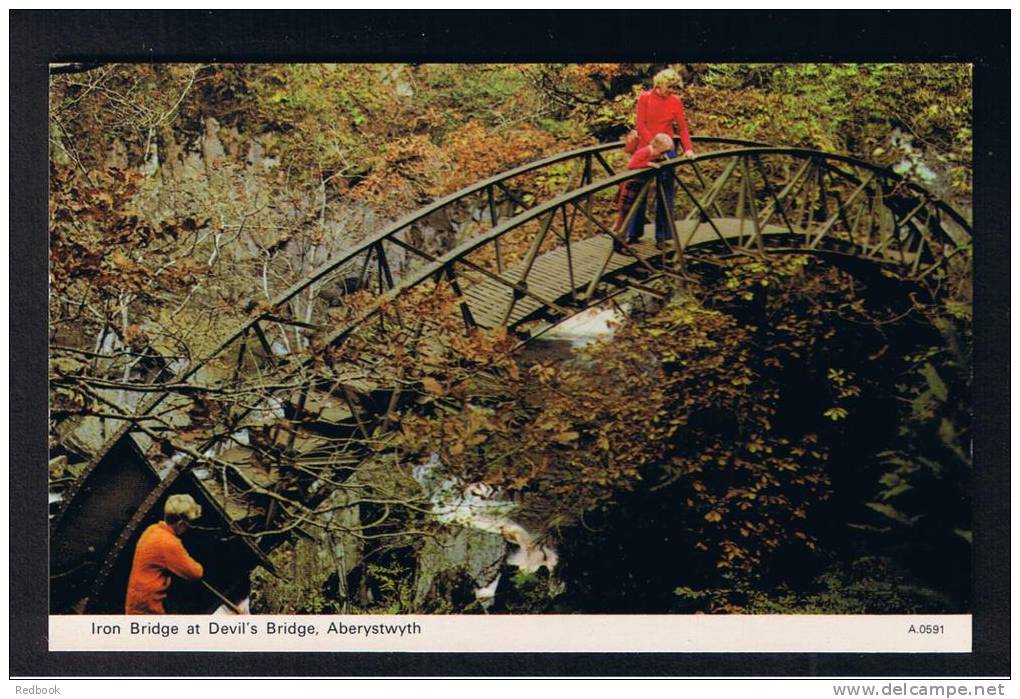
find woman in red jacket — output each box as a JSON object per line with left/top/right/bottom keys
{"left": 627, "top": 68, "right": 695, "bottom": 247}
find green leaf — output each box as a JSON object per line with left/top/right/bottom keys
{"left": 953, "top": 529, "right": 972, "bottom": 544}
{"left": 938, "top": 418, "right": 969, "bottom": 464}
{"left": 865, "top": 502, "right": 917, "bottom": 526}
{"left": 823, "top": 407, "right": 848, "bottom": 420}
{"left": 878, "top": 471, "right": 906, "bottom": 487}
{"left": 846, "top": 522, "right": 892, "bottom": 534}
{"left": 921, "top": 363, "right": 948, "bottom": 402}
{"left": 879, "top": 483, "right": 913, "bottom": 501}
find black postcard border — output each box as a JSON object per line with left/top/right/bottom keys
{"left": 10, "top": 9, "right": 1010, "bottom": 678}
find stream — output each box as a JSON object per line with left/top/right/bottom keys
{"left": 411, "top": 304, "right": 630, "bottom": 608}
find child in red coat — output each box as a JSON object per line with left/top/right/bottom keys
{"left": 614, "top": 132, "right": 674, "bottom": 252}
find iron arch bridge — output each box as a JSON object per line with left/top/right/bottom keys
{"left": 50, "top": 139, "right": 971, "bottom": 613}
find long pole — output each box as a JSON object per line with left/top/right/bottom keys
{"left": 201, "top": 580, "right": 244, "bottom": 614}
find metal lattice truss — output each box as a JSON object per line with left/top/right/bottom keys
{"left": 51, "top": 141, "right": 972, "bottom": 601}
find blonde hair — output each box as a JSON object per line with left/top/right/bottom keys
{"left": 653, "top": 68, "right": 682, "bottom": 90}
{"left": 652, "top": 133, "right": 674, "bottom": 152}
{"left": 164, "top": 494, "right": 202, "bottom": 524}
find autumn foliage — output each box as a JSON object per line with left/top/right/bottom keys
{"left": 48, "top": 63, "right": 972, "bottom": 614}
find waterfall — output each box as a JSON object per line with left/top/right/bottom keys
{"left": 413, "top": 454, "right": 558, "bottom": 604}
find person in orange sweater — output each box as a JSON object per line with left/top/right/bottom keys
{"left": 124, "top": 493, "right": 204, "bottom": 614}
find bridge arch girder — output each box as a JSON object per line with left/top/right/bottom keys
{"left": 50, "top": 142, "right": 972, "bottom": 612}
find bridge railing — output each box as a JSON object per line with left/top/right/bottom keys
{"left": 51, "top": 142, "right": 973, "bottom": 607}
{"left": 51, "top": 136, "right": 762, "bottom": 478}
{"left": 316, "top": 146, "right": 972, "bottom": 347}
{"left": 156, "top": 144, "right": 973, "bottom": 533}
{"left": 48, "top": 136, "right": 765, "bottom": 580}
{"left": 54, "top": 142, "right": 973, "bottom": 506}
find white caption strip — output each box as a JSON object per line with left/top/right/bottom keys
{"left": 50, "top": 614, "right": 971, "bottom": 653}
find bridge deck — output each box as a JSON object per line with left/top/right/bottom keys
{"left": 50, "top": 140, "right": 967, "bottom": 612}
{"left": 144, "top": 215, "right": 882, "bottom": 524}
{"left": 196, "top": 214, "right": 909, "bottom": 525}
{"left": 462, "top": 217, "right": 788, "bottom": 328}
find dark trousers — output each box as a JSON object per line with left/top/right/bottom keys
{"left": 625, "top": 149, "right": 677, "bottom": 242}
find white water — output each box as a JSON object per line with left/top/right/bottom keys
{"left": 409, "top": 305, "right": 630, "bottom": 602}
{"left": 541, "top": 304, "right": 628, "bottom": 347}
{"left": 413, "top": 454, "right": 558, "bottom": 599}
{"left": 890, "top": 128, "right": 938, "bottom": 184}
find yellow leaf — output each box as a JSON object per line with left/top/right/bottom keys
{"left": 421, "top": 377, "right": 444, "bottom": 395}
{"left": 109, "top": 250, "right": 132, "bottom": 268}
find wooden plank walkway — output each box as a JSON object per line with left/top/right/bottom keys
{"left": 201, "top": 215, "right": 894, "bottom": 522}
{"left": 461, "top": 217, "right": 790, "bottom": 328}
